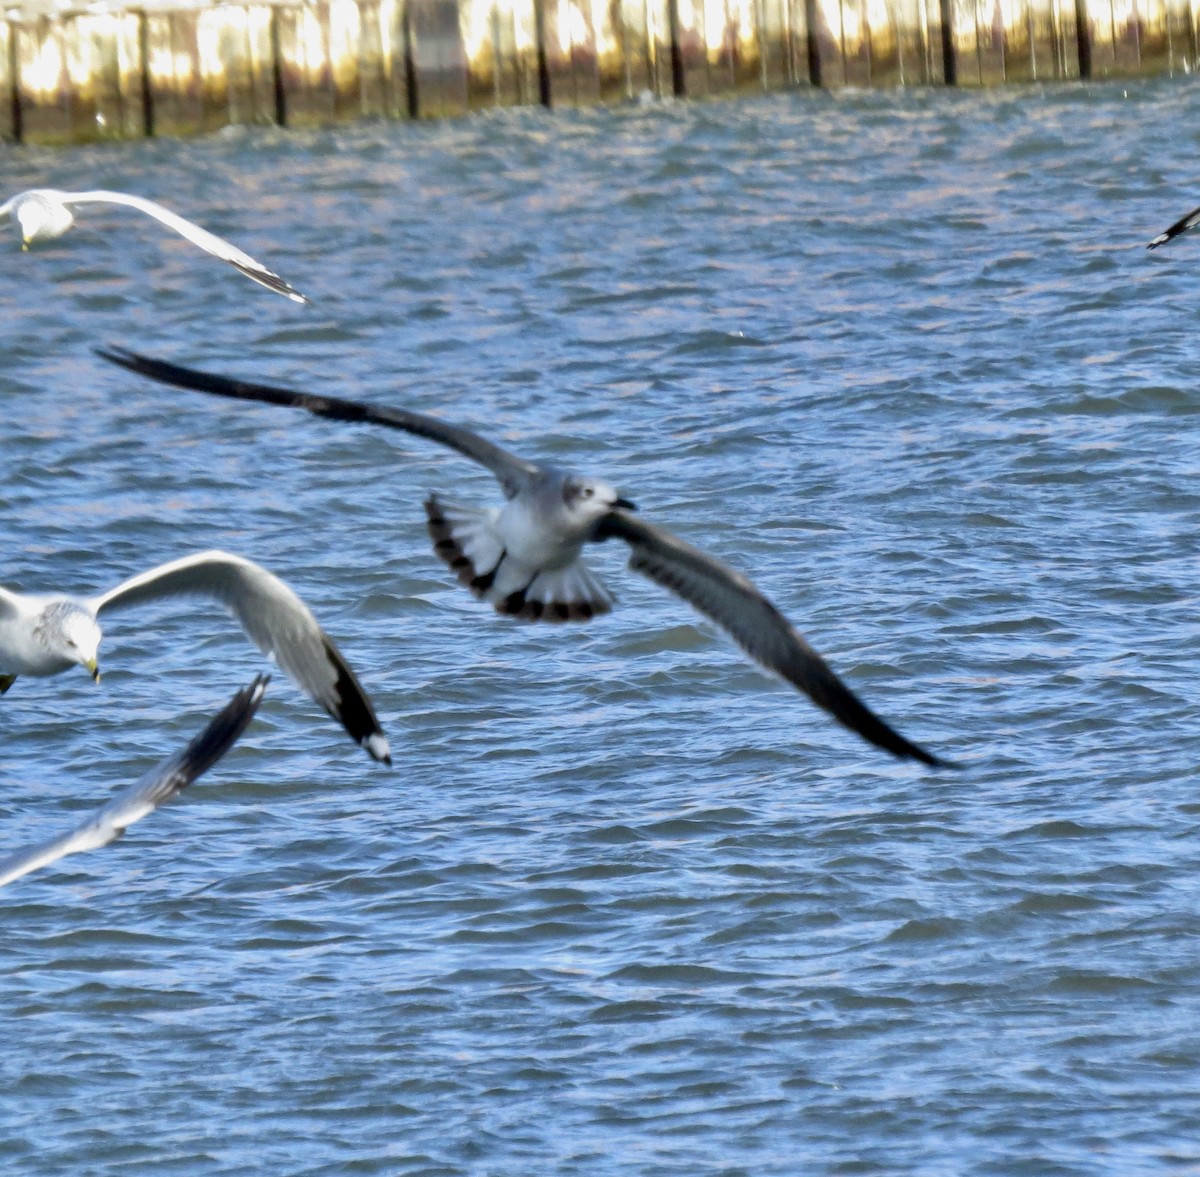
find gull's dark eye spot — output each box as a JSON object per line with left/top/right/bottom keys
{"left": 66, "top": 639, "right": 77, "bottom": 649}
{"left": 583, "top": 487, "right": 593, "bottom": 498}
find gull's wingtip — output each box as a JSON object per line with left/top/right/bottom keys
{"left": 887, "top": 734, "right": 959, "bottom": 770}
{"left": 96, "top": 343, "right": 155, "bottom": 374}
{"left": 365, "top": 732, "right": 392, "bottom": 766}
{"left": 228, "top": 258, "right": 310, "bottom": 305}
{"left": 185, "top": 672, "right": 271, "bottom": 771}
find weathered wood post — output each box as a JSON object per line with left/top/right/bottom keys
{"left": 2, "top": 0, "right": 1199, "bottom": 146}
{"left": 12, "top": 12, "right": 143, "bottom": 144}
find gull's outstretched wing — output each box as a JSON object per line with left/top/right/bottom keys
{"left": 0, "top": 675, "right": 266, "bottom": 889}
{"left": 54, "top": 190, "right": 308, "bottom": 303}
{"left": 594, "top": 511, "right": 951, "bottom": 767}
{"left": 1148, "top": 204, "right": 1200, "bottom": 249}
{"left": 92, "top": 551, "right": 390, "bottom": 764}
{"left": 95, "top": 346, "right": 538, "bottom": 498}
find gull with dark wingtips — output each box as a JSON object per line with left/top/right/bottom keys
{"left": 0, "top": 676, "right": 266, "bottom": 889}
{"left": 1, "top": 188, "right": 308, "bottom": 303}
{"left": 97, "top": 346, "right": 955, "bottom": 768}
{"left": 0, "top": 550, "right": 390, "bottom": 764}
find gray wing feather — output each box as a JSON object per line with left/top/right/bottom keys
{"left": 93, "top": 552, "right": 390, "bottom": 763}
{"left": 0, "top": 675, "right": 266, "bottom": 889}
{"left": 595, "top": 511, "right": 949, "bottom": 767}
{"left": 95, "top": 346, "right": 538, "bottom": 497}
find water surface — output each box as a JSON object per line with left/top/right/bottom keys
{"left": 3, "top": 81, "right": 1200, "bottom": 1174}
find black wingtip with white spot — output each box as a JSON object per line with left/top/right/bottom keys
{"left": 228, "top": 259, "right": 310, "bottom": 305}
{"left": 322, "top": 638, "right": 391, "bottom": 765}
{"left": 1147, "top": 205, "right": 1200, "bottom": 251}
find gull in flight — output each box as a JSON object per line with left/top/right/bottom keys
{"left": 99, "top": 348, "right": 954, "bottom": 768}
{"left": 1148, "top": 203, "right": 1200, "bottom": 249}
{"left": 0, "top": 188, "right": 308, "bottom": 303}
{"left": 0, "top": 550, "right": 390, "bottom": 764}
{"left": 0, "top": 675, "right": 265, "bottom": 889}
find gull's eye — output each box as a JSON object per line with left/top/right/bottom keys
{"left": 583, "top": 487, "right": 594, "bottom": 498}
{"left": 66, "top": 639, "right": 77, "bottom": 649}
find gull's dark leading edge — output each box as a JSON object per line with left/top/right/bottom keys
{"left": 0, "top": 676, "right": 266, "bottom": 889}
{"left": 0, "top": 550, "right": 390, "bottom": 764}
{"left": 97, "top": 346, "right": 954, "bottom": 767}
{"left": 0, "top": 188, "right": 309, "bottom": 303}
{"left": 1147, "top": 204, "right": 1200, "bottom": 249}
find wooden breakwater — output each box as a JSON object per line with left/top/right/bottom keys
{"left": 0, "top": 0, "right": 1194, "bottom": 144}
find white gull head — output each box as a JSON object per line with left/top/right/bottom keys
{"left": 562, "top": 476, "right": 636, "bottom": 525}
{"left": 36, "top": 601, "right": 102, "bottom": 680}
{"left": 15, "top": 193, "right": 74, "bottom": 246}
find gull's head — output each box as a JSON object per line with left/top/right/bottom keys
{"left": 37, "top": 602, "right": 102, "bottom": 681}
{"left": 15, "top": 194, "right": 72, "bottom": 247}
{"left": 563, "top": 476, "right": 637, "bottom": 520}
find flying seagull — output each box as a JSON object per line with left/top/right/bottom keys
{"left": 1148, "top": 204, "right": 1200, "bottom": 249}
{"left": 98, "top": 349, "right": 954, "bottom": 768}
{"left": 0, "top": 188, "right": 308, "bottom": 303}
{"left": 0, "top": 675, "right": 266, "bottom": 889}
{"left": 0, "top": 550, "right": 390, "bottom": 764}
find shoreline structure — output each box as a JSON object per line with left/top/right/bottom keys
{"left": 1, "top": 0, "right": 1192, "bottom": 143}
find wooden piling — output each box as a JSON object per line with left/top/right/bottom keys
{"left": 143, "top": 7, "right": 275, "bottom": 136}
{"left": 408, "top": 0, "right": 470, "bottom": 116}
{"left": 1000, "top": 0, "right": 1079, "bottom": 81}
{"left": 13, "top": 12, "right": 143, "bottom": 144}
{"left": 273, "top": 3, "right": 335, "bottom": 125}
{"left": 539, "top": 0, "right": 600, "bottom": 105}
{"left": 893, "top": 0, "right": 939, "bottom": 84}
{"left": 461, "top": 0, "right": 539, "bottom": 108}
{"left": 597, "top": 0, "right": 663, "bottom": 99}
{"left": 2, "top": 20, "right": 15, "bottom": 142}
{"left": 1088, "top": 0, "right": 1173, "bottom": 76}
{"left": 2, "top": 0, "right": 1199, "bottom": 146}
{"left": 755, "top": 0, "right": 809, "bottom": 88}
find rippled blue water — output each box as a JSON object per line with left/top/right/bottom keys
{"left": 4, "top": 79, "right": 1200, "bottom": 1173}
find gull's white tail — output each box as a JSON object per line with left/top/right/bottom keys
{"left": 425, "top": 494, "right": 613, "bottom": 622}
